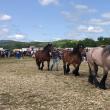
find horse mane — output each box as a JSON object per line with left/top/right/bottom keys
{"left": 43, "top": 43, "right": 52, "bottom": 52}
{"left": 43, "top": 44, "right": 49, "bottom": 50}
{"left": 72, "top": 48, "right": 79, "bottom": 54}
{"left": 102, "top": 45, "right": 110, "bottom": 55}
{"left": 72, "top": 44, "right": 84, "bottom": 54}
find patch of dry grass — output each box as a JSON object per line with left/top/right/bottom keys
{"left": 0, "top": 58, "right": 110, "bottom": 110}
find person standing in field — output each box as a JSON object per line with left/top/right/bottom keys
{"left": 50, "top": 48, "right": 61, "bottom": 71}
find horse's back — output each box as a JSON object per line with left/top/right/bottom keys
{"left": 35, "top": 50, "right": 50, "bottom": 61}
{"left": 62, "top": 50, "right": 81, "bottom": 64}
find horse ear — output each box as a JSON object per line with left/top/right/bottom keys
{"left": 48, "top": 43, "right": 52, "bottom": 47}
{"left": 50, "top": 43, "right": 52, "bottom": 46}
{"left": 77, "top": 43, "right": 85, "bottom": 48}
{"left": 81, "top": 44, "right": 85, "bottom": 48}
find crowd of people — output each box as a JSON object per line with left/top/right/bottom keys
{"left": 0, "top": 49, "right": 35, "bottom": 59}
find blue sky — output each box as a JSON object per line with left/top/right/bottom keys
{"left": 0, "top": 0, "right": 110, "bottom": 41}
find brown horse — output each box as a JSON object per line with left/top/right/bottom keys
{"left": 62, "top": 44, "right": 85, "bottom": 76}
{"left": 87, "top": 45, "right": 110, "bottom": 89}
{"left": 35, "top": 43, "right": 53, "bottom": 70}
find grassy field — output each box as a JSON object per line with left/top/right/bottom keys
{"left": 0, "top": 57, "right": 110, "bottom": 110}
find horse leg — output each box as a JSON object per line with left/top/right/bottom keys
{"left": 94, "top": 63, "right": 98, "bottom": 77}
{"left": 40, "top": 62, "right": 44, "bottom": 70}
{"left": 73, "top": 66, "right": 80, "bottom": 76}
{"left": 73, "top": 63, "right": 81, "bottom": 76}
{"left": 88, "top": 63, "right": 94, "bottom": 84}
{"left": 99, "top": 69, "right": 108, "bottom": 89}
{"left": 88, "top": 63, "right": 99, "bottom": 87}
{"left": 63, "top": 61, "right": 67, "bottom": 75}
{"left": 36, "top": 60, "right": 40, "bottom": 70}
{"left": 63, "top": 64, "right": 67, "bottom": 75}
{"left": 66, "top": 64, "right": 70, "bottom": 74}
{"left": 47, "top": 61, "right": 50, "bottom": 71}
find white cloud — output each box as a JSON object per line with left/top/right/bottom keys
{"left": 66, "top": 31, "right": 86, "bottom": 40}
{"left": 88, "top": 26, "right": 103, "bottom": 33}
{"left": 61, "top": 4, "right": 97, "bottom": 22}
{"left": 78, "top": 25, "right": 87, "bottom": 31}
{"left": 8, "top": 34, "right": 26, "bottom": 41}
{"left": 38, "top": 0, "right": 59, "bottom": 6}
{"left": 61, "top": 11, "right": 79, "bottom": 22}
{"left": 61, "top": 11, "right": 73, "bottom": 20}
{"left": 89, "top": 18, "right": 110, "bottom": 25}
{"left": 102, "top": 12, "right": 110, "bottom": 19}
{"left": 78, "top": 25, "right": 104, "bottom": 33}
{"left": 75, "top": 4, "right": 88, "bottom": 10}
{"left": 0, "top": 28, "right": 9, "bottom": 36}
{"left": 74, "top": 4, "right": 97, "bottom": 13}
{"left": 88, "top": 12, "right": 110, "bottom": 26}
{"left": 0, "top": 14, "right": 12, "bottom": 21}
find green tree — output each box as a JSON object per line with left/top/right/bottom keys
{"left": 79, "top": 38, "right": 97, "bottom": 47}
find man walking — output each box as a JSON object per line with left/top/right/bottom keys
{"left": 50, "top": 49, "right": 61, "bottom": 71}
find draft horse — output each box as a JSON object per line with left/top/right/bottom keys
{"left": 87, "top": 45, "right": 110, "bottom": 89}
{"left": 62, "top": 44, "right": 85, "bottom": 76}
{"left": 35, "top": 43, "right": 53, "bottom": 70}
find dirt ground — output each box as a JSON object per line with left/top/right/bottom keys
{"left": 0, "top": 57, "right": 110, "bottom": 110}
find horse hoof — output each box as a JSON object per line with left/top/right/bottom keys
{"left": 99, "top": 84, "right": 107, "bottom": 90}
{"left": 73, "top": 72, "right": 80, "bottom": 76}
{"left": 40, "top": 68, "right": 43, "bottom": 70}
{"left": 88, "top": 80, "right": 94, "bottom": 85}
{"left": 75, "top": 74, "right": 80, "bottom": 76}
{"left": 65, "top": 74, "right": 69, "bottom": 76}
{"left": 64, "top": 73, "right": 69, "bottom": 75}
{"left": 99, "top": 86, "right": 107, "bottom": 90}
{"left": 98, "top": 81, "right": 107, "bottom": 90}
{"left": 88, "top": 77, "right": 94, "bottom": 85}
{"left": 94, "top": 82, "right": 99, "bottom": 88}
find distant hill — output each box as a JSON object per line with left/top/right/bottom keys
{"left": 0, "top": 40, "right": 17, "bottom": 44}
{"left": 0, "top": 37, "right": 110, "bottom": 50}
{"left": 0, "top": 40, "right": 51, "bottom": 50}
{"left": 0, "top": 39, "right": 77, "bottom": 50}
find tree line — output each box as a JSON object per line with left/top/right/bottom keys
{"left": 53, "top": 37, "right": 110, "bottom": 48}
{"left": 0, "top": 37, "right": 110, "bottom": 50}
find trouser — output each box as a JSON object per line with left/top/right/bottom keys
{"left": 51, "top": 58, "right": 60, "bottom": 71}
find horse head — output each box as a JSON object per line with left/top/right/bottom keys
{"left": 43, "top": 43, "right": 53, "bottom": 52}
{"left": 77, "top": 44, "right": 85, "bottom": 52}
{"left": 73, "top": 43, "right": 85, "bottom": 54}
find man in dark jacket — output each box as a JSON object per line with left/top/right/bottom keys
{"left": 50, "top": 49, "right": 61, "bottom": 71}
